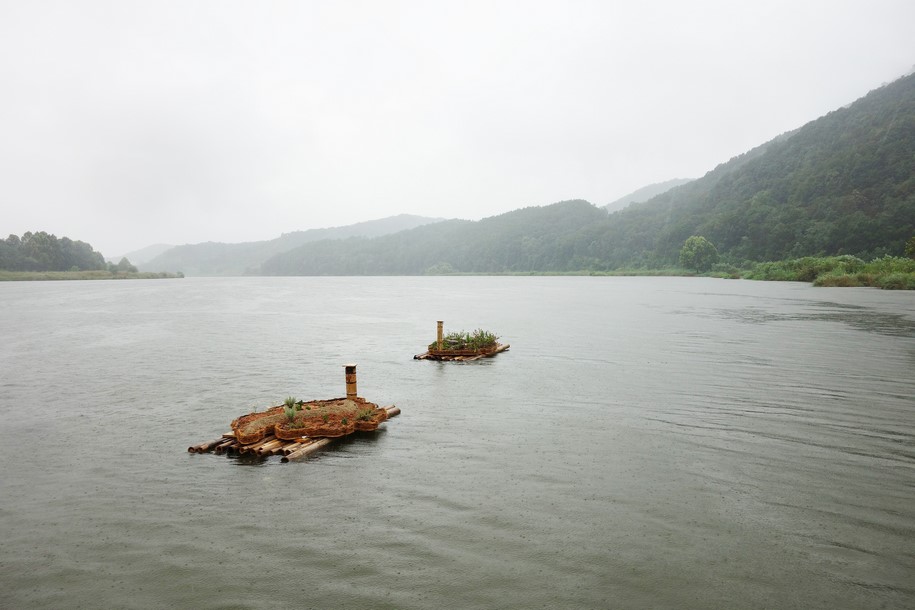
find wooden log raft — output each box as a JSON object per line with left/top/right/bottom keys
{"left": 189, "top": 405, "right": 400, "bottom": 462}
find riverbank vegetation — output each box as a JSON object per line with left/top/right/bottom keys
{"left": 0, "top": 270, "right": 184, "bottom": 281}
{"left": 1, "top": 231, "right": 108, "bottom": 272}
{"left": 737, "top": 255, "right": 915, "bottom": 289}
{"left": 1, "top": 231, "right": 181, "bottom": 280}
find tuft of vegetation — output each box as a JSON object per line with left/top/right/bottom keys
{"left": 429, "top": 328, "right": 500, "bottom": 352}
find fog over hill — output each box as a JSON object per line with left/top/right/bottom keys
{"left": 110, "top": 243, "right": 174, "bottom": 266}
{"left": 138, "top": 214, "right": 443, "bottom": 276}
{"left": 604, "top": 178, "right": 693, "bottom": 213}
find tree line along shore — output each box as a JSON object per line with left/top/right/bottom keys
{"left": 0, "top": 231, "right": 181, "bottom": 280}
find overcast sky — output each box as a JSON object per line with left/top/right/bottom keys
{"left": 2, "top": 0, "right": 913, "bottom": 257}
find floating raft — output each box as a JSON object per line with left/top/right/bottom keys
{"left": 189, "top": 405, "right": 401, "bottom": 462}
{"left": 190, "top": 363, "right": 398, "bottom": 463}
{"left": 414, "top": 320, "right": 510, "bottom": 361}
{"left": 414, "top": 343, "right": 510, "bottom": 361}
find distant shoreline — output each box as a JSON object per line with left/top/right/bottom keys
{"left": 0, "top": 270, "right": 184, "bottom": 281}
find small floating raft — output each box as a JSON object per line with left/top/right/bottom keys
{"left": 188, "top": 364, "right": 399, "bottom": 462}
{"left": 189, "top": 405, "right": 401, "bottom": 462}
{"left": 414, "top": 320, "right": 510, "bottom": 361}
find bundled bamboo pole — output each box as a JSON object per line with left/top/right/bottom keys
{"left": 239, "top": 435, "right": 277, "bottom": 455}
{"left": 214, "top": 439, "right": 239, "bottom": 454}
{"left": 281, "top": 438, "right": 332, "bottom": 462}
{"left": 268, "top": 442, "right": 294, "bottom": 456}
{"left": 254, "top": 439, "right": 285, "bottom": 456}
{"left": 188, "top": 437, "right": 226, "bottom": 453}
{"left": 282, "top": 438, "right": 317, "bottom": 455}
{"left": 385, "top": 405, "right": 401, "bottom": 417}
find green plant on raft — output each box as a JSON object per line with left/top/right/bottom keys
{"left": 341, "top": 418, "right": 348, "bottom": 425}
{"left": 284, "top": 406, "right": 297, "bottom": 423}
{"left": 284, "top": 396, "right": 297, "bottom": 409}
{"left": 429, "top": 328, "right": 500, "bottom": 351}
{"left": 356, "top": 407, "right": 374, "bottom": 421}
{"left": 322, "top": 413, "right": 329, "bottom": 423}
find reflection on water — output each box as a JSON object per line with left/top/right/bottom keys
{"left": 0, "top": 277, "right": 913, "bottom": 609}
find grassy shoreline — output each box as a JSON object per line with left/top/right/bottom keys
{"left": 0, "top": 270, "right": 184, "bottom": 281}
{"left": 424, "top": 256, "right": 915, "bottom": 289}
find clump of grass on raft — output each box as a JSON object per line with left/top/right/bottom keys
{"left": 429, "top": 328, "right": 500, "bottom": 353}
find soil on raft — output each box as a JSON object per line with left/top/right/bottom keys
{"left": 233, "top": 397, "right": 388, "bottom": 442}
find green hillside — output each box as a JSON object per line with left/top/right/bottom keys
{"left": 589, "top": 72, "right": 915, "bottom": 267}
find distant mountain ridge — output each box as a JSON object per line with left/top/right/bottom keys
{"left": 604, "top": 178, "right": 693, "bottom": 213}
{"left": 111, "top": 243, "right": 173, "bottom": 265}
{"left": 259, "top": 200, "right": 605, "bottom": 275}
{"left": 139, "top": 214, "right": 444, "bottom": 276}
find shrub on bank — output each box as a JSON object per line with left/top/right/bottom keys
{"left": 739, "top": 255, "right": 913, "bottom": 289}
{"left": 877, "top": 272, "right": 915, "bottom": 290}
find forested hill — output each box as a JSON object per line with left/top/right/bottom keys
{"left": 587, "top": 71, "right": 915, "bottom": 267}
{"left": 260, "top": 200, "right": 607, "bottom": 275}
{"left": 259, "top": 73, "right": 915, "bottom": 275}
{"left": 140, "top": 214, "right": 442, "bottom": 276}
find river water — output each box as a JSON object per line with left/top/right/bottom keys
{"left": 0, "top": 276, "right": 913, "bottom": 609}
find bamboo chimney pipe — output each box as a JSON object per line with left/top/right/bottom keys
{"left": 344, "top": 363, "right": 357, "bottom": 400}
{"left": 437, "top": 320, "right": 444, "bottom": 351}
